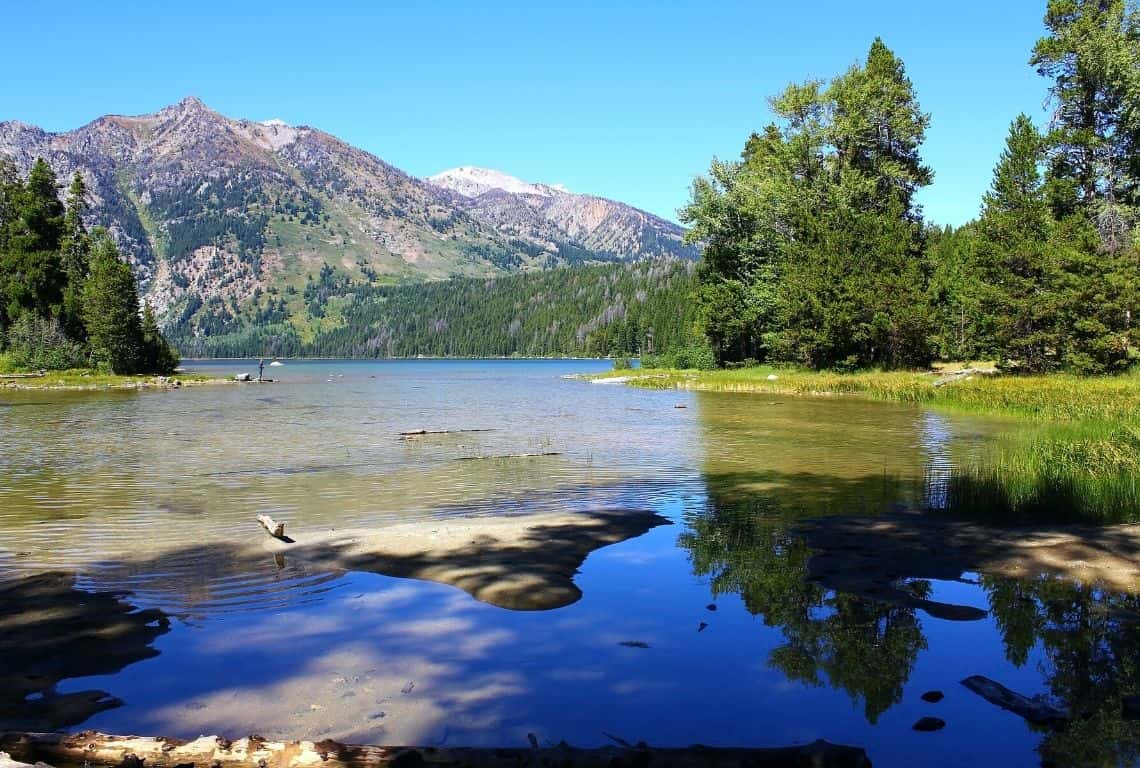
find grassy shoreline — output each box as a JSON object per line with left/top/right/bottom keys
{"left": 0, "top": 369, "right": 229, "bottom": 391}
{"left": 588, "top": 365, "right": 1140, "bottom": 425}
{"left": 589, "top": 364, "right": 1140, "bottom": 523}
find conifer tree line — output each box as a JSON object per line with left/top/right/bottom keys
{"left": 0, "top": 158, "right": 179, "bottom": 374}
{"left": 683, "top": 0, "right": 1140, "bottom": 373}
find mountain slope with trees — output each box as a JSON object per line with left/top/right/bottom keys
{"left": 0, "top": 99, "right": 694, "bottom": 348}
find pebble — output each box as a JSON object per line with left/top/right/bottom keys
{"left": 912, "top": 716, "right": 945, "bottom": 732}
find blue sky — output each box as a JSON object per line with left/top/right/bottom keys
{"left": 1, "top": 1, "right": 1049, "bottom": 225}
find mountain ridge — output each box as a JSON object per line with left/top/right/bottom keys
{"left": 0, "top": 98, "right": 695, "bottom": 340}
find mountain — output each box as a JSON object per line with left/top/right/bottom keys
{"left": 428, "top": 167, "right": 698, "bottom": 262}
{"left": 0, "top": 98, "right": 695, "bottom": 339}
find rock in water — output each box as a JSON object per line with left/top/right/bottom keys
{"left": 913, "top": 716, "right": 946, "bottom": 732}
{"left": 235, "top": 373, "right": 251, "bottom": 382}
{"left": 921, "top": 690, "right": 945, "bottom": 703}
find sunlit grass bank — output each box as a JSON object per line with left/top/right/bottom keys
{"left": 939, "top": 423, "right": 1140, "bottom": 524}
{"left": 0, "top": 367, "right": 223, "bottom": 391}
{"left": 593, "top": 364, "right": 1140, "bottom": 424}
{"left": 593, "top": 363, "right": 1140, "bottom": 523}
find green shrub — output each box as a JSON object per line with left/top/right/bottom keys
{"left": 4, "top": 315, "right": 88, "bottom": 371}
{"left": 612, "top": 357, "right": 633, "bottom": 370}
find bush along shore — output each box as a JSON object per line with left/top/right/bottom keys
{"left": 591, "top": 364, "right": 1140, "bottom": 525}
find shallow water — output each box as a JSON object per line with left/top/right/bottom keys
{"left": 1, "top": 359, "right": 1137, "bottom": 767}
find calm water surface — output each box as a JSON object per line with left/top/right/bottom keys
{"left": 1, "top": 360, "right": 1136, "bottom": 767}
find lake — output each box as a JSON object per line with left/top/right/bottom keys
{"left": 1, "top": 359, "right": 1137, "bottom": 767}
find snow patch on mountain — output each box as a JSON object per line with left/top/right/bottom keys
{"left": 428, "top": 166, "right": 569, "bottom": 199}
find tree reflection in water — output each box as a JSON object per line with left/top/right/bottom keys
{"left": 680, "top": 484, "right": 926, "bottom": 724}
{"left": 983, "top": 574, "right": 1140, "bottom": 767}
{"left": 682, "top": 472, "right": 1140, "bottom": 761}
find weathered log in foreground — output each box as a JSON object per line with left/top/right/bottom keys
{"left": 1, "top": 751, "right": 48, "bottom": 768}
{"left": 960, "top": 675, "right": 1068, "bottom": 728}
{"left": 0, "top": 732, "right": 872, "bottom": 768}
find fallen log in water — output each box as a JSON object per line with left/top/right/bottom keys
{"left": 399, "top": 428, "right": 495, "bottom": 438}
{"left": 960, "top": 675, "right": 1068, "bottom": 728}
{"left": 457, "top": 452, "right": 562, "bottom": 461}
{"left": 256, "top": 514, "right": 288, "bottom": 541}
{"left": 0, "top": 732, "right": 873, "bottom": 768}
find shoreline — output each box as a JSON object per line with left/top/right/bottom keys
{"left": 580, "top": 366, "right": 1140, "bottom": 424}
{"left": 0, "top": 372, "right": 233, "bottom": 392}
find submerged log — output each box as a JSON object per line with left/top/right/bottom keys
{"left": 457, "top": 452, "right": 562, "bottom": 461}
{"left": 399, "top": 428, "right": 495, "bottom": 438}
{"left": 0, "top": 732, "right": 872, "bottom": 768}
{"left": 256, "top": 514, "right": 287, "bottom": 540}
{"left": 960, "top": 675, "right": 1068, "bottom": 728}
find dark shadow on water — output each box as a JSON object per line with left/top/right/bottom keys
{"left": 0, "top": 571, "right": 170, "bottom": 731}
{"left": 299, "top": 509, "right": 671, "bottom": 610}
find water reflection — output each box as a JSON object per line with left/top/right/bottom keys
{"left": 918, "top": 411, "right": 953, "bottom": 510}
{"left": 682, "top": 451, "right": 1140, "bottom": 762}
{"left": 982, "top": 575, "right": 1140, "bottom": 767}
{"left": 680, "top": 481, "right": 926, "bottom": 724}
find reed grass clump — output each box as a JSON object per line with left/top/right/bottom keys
{"left": 940, "top": 424, "right": 1140, "bottom": 523}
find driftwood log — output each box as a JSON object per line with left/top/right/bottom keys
{"left": 0, "top": 732, "right": 872, "bottom": 768}
{"left": 256, "top": 515, "right": 287, "bottom": 541}
{"left": 457, "top": 452, "right": 561, "bottom": 461}
{"left": 399, "top": 429, "right": 495, "bottom": 438}
{"left": 0, "top": 752, "right": 48, "bottom": 768}
{"left": 960, "top": 675, "right": 1068, "bottom": 728}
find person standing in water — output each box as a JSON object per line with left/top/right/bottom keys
{"left": 258, "top": 358, "right": 265, "bottom": 382}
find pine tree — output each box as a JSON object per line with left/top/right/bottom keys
{"left": 82, "top": 230, "right": 142, "bottom": 373}
{"left": 0, "top": 159, "right": 66, "bottom": 323}
{"left": 976, "top": 115, "right": 1061, "bottom": 370}
{"left": 1031, "top": 0, "right": 1140, "bottom": 248}
{"left": 140, "top": 301, "right": 180, "bottom": 375}
{"left": 59, "top": 172, "right": 91, "bottom": 341}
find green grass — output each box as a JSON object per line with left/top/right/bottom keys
{"left": 0, "top": 368, "right": 223, "bottom": 390}
{"left": 939, "top": 423, "right": 1140, "bottom": 523}
{"left": 595, "top": 363, "right": 1140, "bottom": 523}
{"left": 598, "top": 364, "right": 1140, "bottom": 424}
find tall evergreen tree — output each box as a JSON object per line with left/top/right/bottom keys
{"left": 82, "top": 230, "right": 143, "bottom": 373}
{"left": 0, "top": 159, "right": 67, "bottom": 323}
{"left": 976, "top": 115, "right": 1063, "bottom": 370}
{"left": 60, "top": 172, "right": 91, "bottom": 341}
{"left": 1031, "top": 0, "right": 1140, "bottom": 248}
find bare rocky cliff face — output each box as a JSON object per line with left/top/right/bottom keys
{"left": 0, "top": 98, "right": 694, "bottom": 328}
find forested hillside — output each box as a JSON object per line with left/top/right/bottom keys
{"left": 167, "top": 259, "right": 698, "bottom": 359}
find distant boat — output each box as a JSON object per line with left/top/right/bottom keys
{"left": 269, "top": 360, "right": 284, "bottom": 367}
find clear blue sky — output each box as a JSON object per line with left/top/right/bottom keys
{"left": 1, "top": 1, "right": 1050, "bottom": 226}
